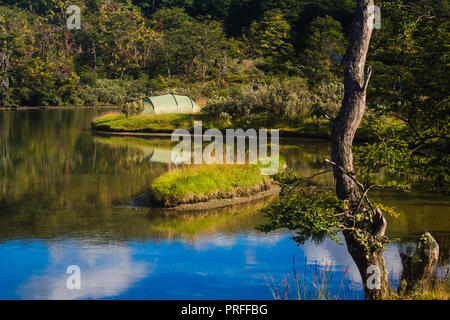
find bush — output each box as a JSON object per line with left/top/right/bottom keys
{"left": 204, "top": 77, "right": 313, "bottom": 118}
{"left": 121, "top": 101, "right": 144, "bottom": 118}
{"left": 75, "top": 88, "right": 98, "bottom": 106}
{"left": 93, "top": 79, "right": 128, "bottom": 105}
{"left": 79, "top": 71, "right": 98, "bottom": 87}
{"left": 311, "top": 81, "right": 344, "bottom": 119}
{"left": 74, "top": 78, "right": 150, "bottom": 106}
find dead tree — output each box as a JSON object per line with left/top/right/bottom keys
{"left": 331, "top": 0, "right": 390, "bottom": 299}
{"left": 331, "top": 0, "right": 440, "bottom": 300}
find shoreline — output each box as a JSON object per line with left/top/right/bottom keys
{"left": 90, "top": 113, "right": 376, "bottom": 142}
{"left": 1, "top": 107, "right": 372, "bottom": 142}
{"left": 130, "top": 184, "right": 281, "bottom": 211}
{"left": 91, "top": 128, "right": 333, "bottom": 142}
{"left": 0, "top": 105, "right": 122, "bottom": 110}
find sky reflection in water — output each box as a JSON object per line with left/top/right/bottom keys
{"left": 0, "top": 109, "right": 448, "bottom": 300}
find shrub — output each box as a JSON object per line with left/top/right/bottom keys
{"left": 311, "top": 81, "right": 344, "bottom": 119}
{"left": 75, "top": 87, "right": 98, "bottom": 106}
{"left": 122, "top": 101, "right": 144, "bottom": 118}
{"left": 93, "top": 79, "right": 128, "bottom": 105}
{"left": 79, "top": 71, "right": 98, "bottom": 87}
{"left": 204, "top": 77, "right": 313, "bottom": 118}
{"left": 77, "top": 78, "right": 149, "bottom": 106}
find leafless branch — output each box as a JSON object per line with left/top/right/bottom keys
{"left": 288, "top": 170, "right": 334, "bottom": 191}
{"left": 324, "top": 159, "right": 365, "bottom": 191}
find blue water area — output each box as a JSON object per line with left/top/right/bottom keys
{"left": 0, "top": 109, "right": 448, "bottom": 300}
{"left": 0, "top": 233, "right": 365, "bottom": 300}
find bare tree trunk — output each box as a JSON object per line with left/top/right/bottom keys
{"left": 331, "top": 0, "right": 390, "bottom": 299}
{"left": 332, "top": 0, "right": 373, "bottom": 204}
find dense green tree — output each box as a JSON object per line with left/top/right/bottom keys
{"left": 150, "top": 8, "right": 228, "bottom": 80}
{"left": 151, "top": 5, "right": 192, "bottom": 30}
{"left": 0, "top": 5, "right": 79, "bottom": 106}
{"left": 302, "top": 15, "right": 346, "bottom": 84}
{"left": 95, "top": 1, "right": 159, "bottom": 78}
{"left": 367, "top": 0, "right": 449, "bottom": 192}
{"left": 260, "top": 0, "right": 355, "bottom": 50}
{"left": 191, "top": 0, "right": 232, "bottom": 21}
{"left": 126, "top": 0, "right": 193, "bottom": 17}
{"left": 247, "top": 9, "right": 294, "bottom": 67}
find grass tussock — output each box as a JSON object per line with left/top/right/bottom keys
{"left": 416, "top": 277, "right": 450, "bottom": 300}
{"left": 266, "top": 258, "right": 359, "bottom": 300}
{"left": 267, "top": 261, "right": 450, "bottom": 300}
{"left": 394, "top": 269, "right": 450, "bottom": 300}
{"left": 150, "top": 164, "right": 272, "bottom": 207}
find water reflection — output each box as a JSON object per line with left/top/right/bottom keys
{"left": 16, "top": 242, "right": 150, "bottom": 300}
{"left": 0, "top": 109, "right": 448, "bottom": 299}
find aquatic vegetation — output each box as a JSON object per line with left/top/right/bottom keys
{"left": 266, "top": 258, "right": 360, "bottom": 300}
{"left": 267, "top": 259, "right": 450, "bottom": 300}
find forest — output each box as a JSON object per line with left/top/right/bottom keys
{"left": 0, "top": 0, "right": 449, "bottom": 301}
{"left": 1, "top": 0, "right": 448, "bottom": 193}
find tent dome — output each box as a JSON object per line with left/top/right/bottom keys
{"left": 142, "top": 94, "right": 201, "bottom": 115}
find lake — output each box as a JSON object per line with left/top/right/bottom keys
{"left": 0, "top": 109, "right": 448, "bottom": 300}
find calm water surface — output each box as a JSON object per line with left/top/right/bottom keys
{"left": 0, "top": 109, "right": 448, "bottom": 299}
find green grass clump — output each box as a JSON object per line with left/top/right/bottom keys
{"left": 150, "top": 164, "right": 271, "bottom": 206}
{"left": 92, "top": 113, "right": 216, "bottom": 132}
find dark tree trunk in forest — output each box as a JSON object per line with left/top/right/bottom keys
{"left": 331, "top": 0, "right": 390, "bottom": 299}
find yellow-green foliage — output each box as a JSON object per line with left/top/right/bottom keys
{"left": 92, "top": 113, "right": 209, "bottom": 132}
{"left": 150, "top": 164, "right": 271, "bottom": 203}
{"left": 122, "top": 101, "right": 144, "bottom": 118}
{"left": 389, "top": 277, "right": 450, "bottom": 300}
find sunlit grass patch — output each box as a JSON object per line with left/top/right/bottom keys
{"left": 399, "top": 270, "right": 450, "bottom": 300}
{"left": 91, "top": 113, "right": 215, "bottom": 132}
{"left": 150, "top": 164, "right": 272, "bottom": 207}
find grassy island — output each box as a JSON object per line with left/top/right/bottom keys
{"left": 92, "top": 113, "right": 211, "bottom": 133}
{"left": 91, "top": 112, "right": 386, "bottom": 141}
{"left": 150, "top": 164, "right": 273, "bottom": 207}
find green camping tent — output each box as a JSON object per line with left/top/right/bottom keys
{"left": 142, "top": 94, "right": 201, "bottom": 115}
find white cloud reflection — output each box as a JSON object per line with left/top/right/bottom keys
{"left": 18, "top": 242, "right": 152, "bottom": 300}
